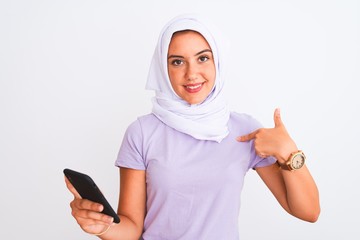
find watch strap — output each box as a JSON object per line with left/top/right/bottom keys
{"left": 276, "top": 161, "right": 291, "bottom": 171}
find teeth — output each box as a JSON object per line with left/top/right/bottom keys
{"left": 186, "top": 84, "right": 202, "bottom": 89}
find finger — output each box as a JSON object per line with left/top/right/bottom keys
{"left": 78, "top": 219, "right": 113, "bottom": 235}
{"left": 258, "top": 153, "right": 266, "bottom": 158}
{"left": 237, "top": 130, "right": 258, "bottom": 142}
{"left": 64, "top": 176, "right": 82, "bottom": 199}
{"left": 73, "top": 208, "right": 114, "bottom": 224}
{"left": 73, "top": 198, "right": 104, "bottom": 213}
{"left": 273, "top": 108, "right": 284, "bottom": 128}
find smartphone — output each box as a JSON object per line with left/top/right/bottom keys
{"left": 63, "top": 168, "right": 120, "bottom": 223}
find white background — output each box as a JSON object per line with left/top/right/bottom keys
{"left": 1, "top": 0, "right": 359, "bottom": 239}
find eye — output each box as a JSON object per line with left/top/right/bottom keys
{"left": 198, "top": 55, "right": 209, "bottom": 63}
{"left": 171, "top": 59, "right": 184, "bottom": 66}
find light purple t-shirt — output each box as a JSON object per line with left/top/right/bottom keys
{"left": 115, "top": 112, "right": 276, "bottom": 240}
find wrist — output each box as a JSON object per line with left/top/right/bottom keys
{"left": 276, "top": 139, "right": 298, "bottom": 164}
{"left": 277, "top": 147, "right": 298, "bottom": 164}
{"left": 92, "top": 224, "right": 112, "bottom": 238}
{"left": 277, "top": 150, "right": 306, "bottom": 171}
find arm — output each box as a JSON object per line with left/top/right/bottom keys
{"left": 99, "top": 167, "right": 146, "bottom": 239}
{"left": 256, "top": 163, "right": 320, "bottom": 222}
{"left": 65, "top": 167, "right": 146, "bottom": 239}
{"left": 238, "top": 108, "right": 320, "bottom": 222}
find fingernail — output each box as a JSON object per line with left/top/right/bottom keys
{"left": 98, "top": 204, "right": 104, "bottom": 211}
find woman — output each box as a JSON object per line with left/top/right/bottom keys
{"left": 65, "top": 14, "right": 320, "bottom": 239}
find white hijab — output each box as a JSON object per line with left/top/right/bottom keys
{"left": 146, "top": 14, "right": 230, "bottom": 143}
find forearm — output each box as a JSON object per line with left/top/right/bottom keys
{"left": 281, "top": 164, "right": 320, "bottom": 222}
{"left": 98, "top": 214, "right": 143, "bottom": 240}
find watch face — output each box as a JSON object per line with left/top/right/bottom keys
{"left": 291, "top": 153, "right": 305, "bottom": 170}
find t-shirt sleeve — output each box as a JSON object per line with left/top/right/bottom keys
{"left": 115, "top": 119, "right": 146, "bottom": 170}
{"left": 249, "top": 151, "right": 277, "bottom": 169}
{"left": 244, "top": 115, "right": 277, "bottom": 170}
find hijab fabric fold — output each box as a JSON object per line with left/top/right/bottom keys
{"left": 146, "top": 14, "right": 230, "bottom": 143}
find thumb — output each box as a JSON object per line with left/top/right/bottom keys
{"left": 274, "top": 108, "right": 283, "bottom": 127}
{"left": 65, "top": 176, "right": 82, "bottom": 199}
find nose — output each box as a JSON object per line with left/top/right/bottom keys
{"left": 185, "top": 62, "right": 198, "bottom": 81}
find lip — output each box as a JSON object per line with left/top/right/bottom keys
{"left": 184, "top": 82, "right": 205, "bottom": 93}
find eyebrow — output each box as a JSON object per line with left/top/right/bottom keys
{"left": 167, "top": 49, "right": 212, "bottom": 59}
{"left": 195, "top": 49, "right": 212, "bottom": 56}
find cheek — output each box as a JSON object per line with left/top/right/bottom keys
{"left": 168, "top": 71, "right": 182, "bottom": 95}
{"left": 168, "top": 68, "right": 183, "bottom": 85}
{"left": 168, "top": 69, "right": 175, "bottom": 82}
{"left": 206, "top": 65, "right": 216, "bottom": 84}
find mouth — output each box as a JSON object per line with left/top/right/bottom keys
{"left": 184, "top": 82, "right": 205, "bottom": 93}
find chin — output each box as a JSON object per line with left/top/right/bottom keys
{"left": 185, "top": 98, "right": 205, "bottom": 105}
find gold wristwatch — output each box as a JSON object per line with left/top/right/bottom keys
{"left": 279, "top": 150, "right": 306, "bottom": 171}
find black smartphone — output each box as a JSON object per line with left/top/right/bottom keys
{"left": 63, "top": 168, "right": 120, "bottom": 223}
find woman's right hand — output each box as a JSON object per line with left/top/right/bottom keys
{"left": 65, "top": 176, "right": 114, "bottom": 235}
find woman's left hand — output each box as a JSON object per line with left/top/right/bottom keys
{"left": 237, "top": 108, "right": 298, "bottom": 164}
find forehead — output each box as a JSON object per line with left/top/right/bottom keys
{"left": 168, "top": 30, "right": 211, "bottom": 53}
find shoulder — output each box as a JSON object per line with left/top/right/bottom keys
{"left": 137, "top": 113, "right": 160, "bottom": 125}
{"left": 229, "top": 112, "right": 263, "bottom": 134}
{"left": 230, "top": 112, "right": 262, "bottom": 126}
{"left": 125, "top": 113, "right": 164, "bottom": 138}
{"left": 120, "top": 114, "right": 160, "bottom": 152}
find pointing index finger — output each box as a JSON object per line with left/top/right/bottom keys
{"left": 237, "top": 130, "right": 258, "bottom": 142}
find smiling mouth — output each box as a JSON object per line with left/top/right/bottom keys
{"left": 184, "top": 82, "right": 206, "bottom": 93}
{"left": 185, "top": 83, "right": 203, "bottom": 90}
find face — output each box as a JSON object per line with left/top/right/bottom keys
{"left": 167, "top": 31, "right": 216, "bottom": 105}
